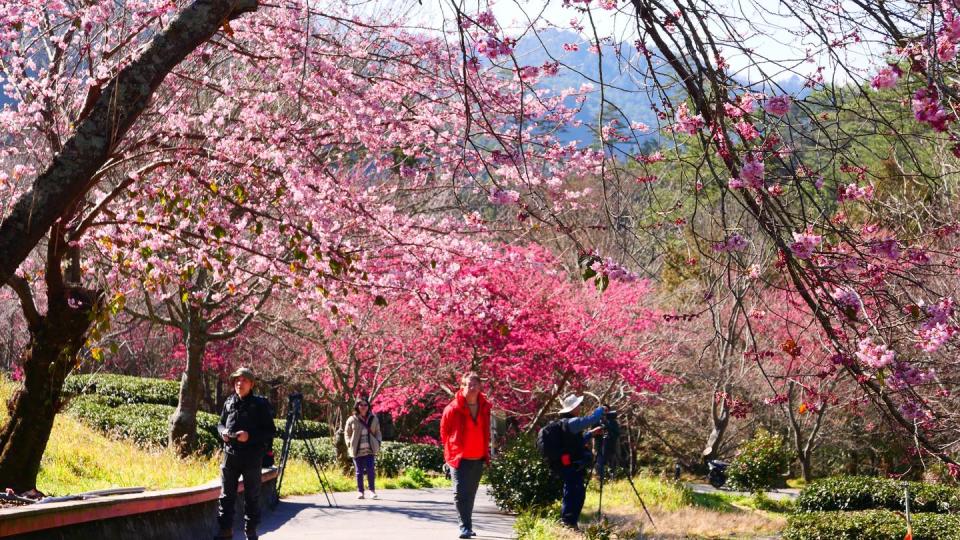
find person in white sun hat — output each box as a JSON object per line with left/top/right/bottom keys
{"left": 555, "top": 394, "right": 606, "bottom": 531}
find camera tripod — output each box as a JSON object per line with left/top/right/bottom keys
{"left": 595, "top": 423, "right": 655, "bottom": 528}
{"left": 276, "top": 393, "right": 336, "bottom": 507}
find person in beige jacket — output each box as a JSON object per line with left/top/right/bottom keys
{"left": 344, "top": 398, "right": 382, "bottom": 499}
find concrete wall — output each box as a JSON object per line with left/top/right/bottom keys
{"left": 0, "top": 469, "right": 277, "bottom": 539}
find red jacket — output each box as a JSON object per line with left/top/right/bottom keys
{"left": 440, "top": 390, "right": 492, "bottom": 468}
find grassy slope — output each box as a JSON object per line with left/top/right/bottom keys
{"left": 0, "top": 379, "right": 447, "bottom": 496}
{"left": 516, "top": 475, "right": 789, "bottom": 539}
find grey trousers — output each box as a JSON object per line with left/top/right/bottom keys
{"left": 451, "top": 459, "right": 485, "bottom": 531}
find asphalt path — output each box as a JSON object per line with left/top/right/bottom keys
{"left": 256, "top": 487, "right": 516, "bottom": 540}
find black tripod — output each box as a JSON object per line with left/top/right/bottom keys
{"left": 595, "top": 416, "right": 655, "bottom": 529}
{"left": 276, "top": 393, "right": 336, "bottom": 507}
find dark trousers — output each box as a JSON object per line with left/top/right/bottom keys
{"left": 451, "top": 459, "right": 484, "bottom": 532}
{"left": 560, "top": 467, "right": 587, "bottom": 527}
{"left": 217, "top": 451, "right": 263, "bottom": 530}
{"left": 354, "top": 454, "right": 376, "bottom": 493}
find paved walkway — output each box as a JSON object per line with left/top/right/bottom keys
{"left": 686, "top": 482, "right": 800, "bottom": 501}
{"left": 258, "top": 487, "right": 516, "bottom": 540}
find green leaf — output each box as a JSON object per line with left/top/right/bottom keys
{"left": 212, "top": 225, "right": 226, "bottom": 239}
{"left": 595, "top": 274, "right": 609, "bottom": 293}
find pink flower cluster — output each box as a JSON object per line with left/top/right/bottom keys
{"left": 916, "top": 298, "right": 955, "bottom": 353}
{"left": 636, "top": 151, "right": 664, "bottom": 164}
{"left": 789, "top": 229, "right": 822, "bottom": 259}
{"left": 871, "top": 66, "right": 901, "bottom": 90}
{"left": 913, "top": 87, "right": 950, "bottom": 132}
{"left": 477, "top": 36, "right": 516, "bottom": 59}
{"left": 728, "top": 155, "right": 764, "bottom": 189}
{"left": 925, "top": 297, "right": 954, "bottom": 325}
{"left": 734, "top": 121, "right": 760, "bottom": 141}
{"left": 888, "top": 361, "right": 935, "bottom": 390}
{"left": 590, "top": 257, "right": 639, "bottom": 282}
{"left": 672, "top": 103, "right": 704, "bottom": 135}
{"left": 724, "top": 94, "right": 757, "bottom": 118}
{"left": 937, "top": 10, "right": 960, "bottom": 62}
{"left": 713, "top": 233, "right": 749, "bottom": 253}
{"left": 917, "top": 324, "right": 953, "bottom": 353}
{"left": 868, "top": 237, "right": 900, "bottom": 260}
{"left": 899, "top": 400, "right": 932, "bottom": 423}
{"left": 855, "top": 337, "right": 896, "bottom": 370}
{"left": 831, "top": 286, "right": 860, "bottom": 311}
{"left": 837, "top": 183, "right": 874, "bottom": 202}
{"left": 763, "top": 95, "right": 792, "bottom": 117}
{"left": 488, "top": 187, "right": 520, "bottom": 205}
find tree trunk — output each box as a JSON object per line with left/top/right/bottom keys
{"left": 799, "top": 452, "right": 813, "bottom": 483}
{"left": 332, "top": 401, "right": 353, "bottom": 471}
{"left": 701, "top": 383, "right": 730, "bottom": 464}
{"left": 0, "top": 288, "right": 99, "bottom": 492}
{"left": 169, "top": 312, "right": 208, "bottom": 457}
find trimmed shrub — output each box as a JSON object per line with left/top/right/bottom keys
{"left": 272, "top": 437, "right": 336, "bottom": 466}
{"left": 727, "top": 428, "right": 790, "bottom": 491}
{"left": 783, "top": 510, "right": 960, "bottom": 540}
{"left": 377, "top": 441, "right": 444, "bottom": 476}
{"left": 486, "top": 436, "right": 562, "bottom": 513}
{"left": 273, "top": 417, "right": 331, "bottom": 439}
{"left": 66, "top": 395, "right": 221, "bottom": 454}
{"left": 796, "top": 475, "right": 960, "bottom": 514}
{"left": 64, "top": 374, "right": 180, "bottom": 406}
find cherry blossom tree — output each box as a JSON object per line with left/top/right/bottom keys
{"left": 450, "top": 0, "right": 960, "bottom": 469}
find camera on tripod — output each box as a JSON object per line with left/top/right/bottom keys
{"left": 275, "top": 392, "right": 335, "bottom": 507}
{"left": 287, "top": 392, "right": 304, "bottom": 417}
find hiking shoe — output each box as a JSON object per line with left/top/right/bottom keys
{"left": 370, "top": 491, "right": 379, "bottom": 499}
{"left": 357, "top": 492, "right": 365, "bottom": 499}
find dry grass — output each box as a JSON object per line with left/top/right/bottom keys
{"left": 633, "top": 506, "right": 786, "bottom": 539}
{"left": 516, "top": 475, "right": 788, "bottom": 539}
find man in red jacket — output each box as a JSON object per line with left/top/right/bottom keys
{"left": 440, "top": 371, "right": 492, "bottom": 539}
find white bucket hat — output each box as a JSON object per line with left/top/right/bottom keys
{"left": 558, "top": 394, "right": 584, "bottom": 414}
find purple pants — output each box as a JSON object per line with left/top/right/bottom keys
{"left": 354, "top": 454, "right": 376, "bottom": 493}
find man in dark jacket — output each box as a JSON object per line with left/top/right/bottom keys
{"left": 214, "top": 367, "right": 275, "bottom": 540}
{"left": 555, "top": 394, "right": 605, "bottom": 531}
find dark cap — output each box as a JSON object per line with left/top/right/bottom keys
{"left": 229, "top": 367, "right": 256, "bottom": 382}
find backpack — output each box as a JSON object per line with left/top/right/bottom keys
{"left": 536, "top": 419, "right": 582, "bottom": 471}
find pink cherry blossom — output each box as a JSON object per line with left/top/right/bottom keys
{"left": 870, "top": 67, "right": 900, "bottom": 90}
{"left": 790, "top": 230, "right": 822, "bottom": 259}
{"left": 672, "top": 103, "right": 705, "bottom": 135}
{"left": 855, "top": 337, "right": 895, "bottom": 370}
{"left": 763, "top": 95, "right": 792, "bottom": 117}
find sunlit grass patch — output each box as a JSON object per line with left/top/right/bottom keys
{"left": 516, "top": 473, "right": 787, "bottom": 539}
{"left": 37, "top": 413, "right": 221, "bottom": 496}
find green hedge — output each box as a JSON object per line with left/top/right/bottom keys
{"left": 376, "top": 441, "right": 444, "bottom": 476}
{"left": 274, "top": 418, "right": 331, "bottom": 438}
{"left": 727, "top": 428, "right": 790, "bottom": 491}
{"left": 271, "top": 438, "right": 336, "bottom": 466}
{"left": 66, "top": 374, "right": 332, "bottom": 437}
{"left": 784, "top": 510, "right": 960, "bottom": 540}
{"left": 64, "top": 374, "right": 180, "bottom": 406}
{"left": 66, "top": 395, "right": 221, "bottom": 454}
{"left": 796, "top": 476, "right": 960, "bottom": 514}
{"left": 68, "top": 394, "right": 433, "bottom": 474}
{"left": 485, "top": 436, "right": 562, "bottom": 512}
